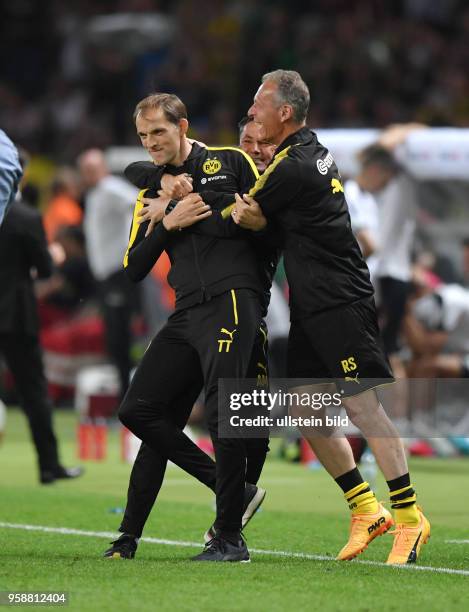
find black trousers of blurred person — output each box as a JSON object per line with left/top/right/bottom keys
{"left": 0, "top": 333, "right": 60, "bottom": 474}
{"left": 379, "top": 276, "right": 412, "bottom": 356}
{"left": 98, "top": 270, "right": 136, "bottom": 400}
{"left": 119, "top": 290, "right": 269, "bottom": 539}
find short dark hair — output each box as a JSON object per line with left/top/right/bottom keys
{"left": 238, "top": 115, "right": 253, "bottom": 135}
{"left": 262, "top": 70, "right": 310, "bottom": 123}
{"left": 358, "top": 144, "right": 401, "bottom": 173}
{"left": 133, "top": 93, "right": 187, "bottom": 125}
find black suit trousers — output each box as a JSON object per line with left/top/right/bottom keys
{"left": 0, "top": 333, "right": 60, "bottom": 473}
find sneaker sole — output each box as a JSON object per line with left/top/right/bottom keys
{"left": 104, "top": 551, "right": 135, "bottom": 559}
{"left": 242, "top": 487, "right": 266, "bottom": 529}
{"left": 338, "top": 515, "right": 394, "bottom": 561}
{"left": 203, "top": 487, "right": 267, "bottom": 543}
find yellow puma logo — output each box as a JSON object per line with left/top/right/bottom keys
{"left": 257, "top": 362, "right": 268, "bottom": 387}
{"left": 344, "top": 373, "right": 360, "bottom": 384}
{"left": 218, "top": 328, "right": 237, "bottom": 352}
{"left": 331, "top": 178, "right": 344, "bottom": 194}
{"left": 220, "top": 328, "right": 236, "bottom": 341}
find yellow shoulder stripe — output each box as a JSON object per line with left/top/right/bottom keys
{"left": 123, "top": 188, "right": 147, "bottom": 268}
{"left": 206, "top": 146, "right": 260, "bottom": 181}
{"left": 220, "top": 146, "right": 291, "bottom": 220}
{"left": 248, "top": 146, "right": 291, "bottom": 198}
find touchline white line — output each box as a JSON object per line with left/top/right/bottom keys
{"left": 0, "top": 522, "right": 468, "bottom": 577}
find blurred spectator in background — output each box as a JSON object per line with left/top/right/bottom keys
{"left": 0, "top": 151, "right": 83, "bottom": 483}
{"left": 344, "top": 156, "right": 380, "bottom": 264}
{"left": 345, "top": 126, "right": 425, "bottom": 375}
{"left": 373, "top": 126, "right": 425, "bottom": 366}
{"left": 78, "top": 148, "right": 138, "bottom": 399}
{"left": 43, "top": 168, "right": 83, "bottom": 243}
{"left": 405, "top": 283, "right": 469, "bottom": 379}
{"left": 347, "top": 142, "right": 413, "bottom": 370}
{"left": 0, "top": 129, "right": 23, "bottom": 225}
{"left": 37, "top": 225, "right": 95, "bottom": 323}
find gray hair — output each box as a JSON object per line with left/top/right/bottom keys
{"left": 262, "top": 70, "right": 310, "bottom": 123}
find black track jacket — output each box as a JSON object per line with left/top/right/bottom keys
{"left": 242, "top": 127, "right": 374, "bottom": 320}
{"left": 123, "top": 144, "right": 281, "bottom": 315}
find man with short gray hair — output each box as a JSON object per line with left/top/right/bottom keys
{"left": 232, "top": 69, "right": 430, "bottom": 565}
{"left": 261, "top": 69, "right": 310, "bottom": 123}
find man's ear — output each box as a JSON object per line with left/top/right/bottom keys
{"left": 280, "top": 105, "right": 293, "bottom": 123}
{"left": 179, "top": 118, "right": 189, "bottom": 136}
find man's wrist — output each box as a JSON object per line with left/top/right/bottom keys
{"left": 162, "top": 216, "right": 175, "bottom": 231}
{"left": 162, "top": 215, "right": 182, "bottom": 232}
{"left": 253, "top": 219, "right": 268, "bottom": 231}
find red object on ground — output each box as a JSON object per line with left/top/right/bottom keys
{"left": 78, "top": 422, "right": 93, "bottom": 459}
{"left": 93, "top": 422, "right": 107, "bottom": 460}
{"left": 77, "top": 421, "right": 108, "bottom": 461}
{"left": 409, "top": 440, "right": 436, "bottom": 457}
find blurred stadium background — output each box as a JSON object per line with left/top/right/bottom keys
{"left": 1, "top": 1, "right": 469, "bottom": 610}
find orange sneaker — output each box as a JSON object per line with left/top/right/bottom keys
{"left": 386, "top": 507, "right": 431, "bottom": 564}
{"left": 337, "top": 504, "right": 394, "bottom": 561}
{"left": 337, "top": 503, "right": 394, "bottom": 560}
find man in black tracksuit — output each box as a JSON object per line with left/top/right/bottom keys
{"left": 107, "top": 94, "right": 280, "bottom": 562}
{"left": 233, "top": 70, "right": 430, "bottom": 566}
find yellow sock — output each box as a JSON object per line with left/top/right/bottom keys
{"left": 390, "top": 485, "right": 419, "bottom": 526}
{"left": 345, "top": 482, "right": 379, "bottom": 515}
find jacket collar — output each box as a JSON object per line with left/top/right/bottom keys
{"left": 164, "top": 142, "right": 204, "bottom": 171}
{"left": 275, "top": 126, "right": 315, "bottom": 155}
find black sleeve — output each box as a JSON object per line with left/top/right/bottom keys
{"left": 26, "top": 212, "right": 53, "bottom": 279}
{"left": 123, "top": 188, "right": 171, "bottom": 282}
{"left": 247, "top": 153, "right": 301, "bottom": 216}
{"left": 125, "top": 162, "right": 164, "bottom": 189}
{"left": 125, "top": 222, "right": 171, "bottom": 282}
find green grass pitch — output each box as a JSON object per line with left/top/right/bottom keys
{"left": 1, "top": 409, "right": 468, "bottom": 611}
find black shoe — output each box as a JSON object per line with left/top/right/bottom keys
{"left": 192, "top": 536, "right": 250, "bottom": 562}
{"left": 204, "top": 483, "right": 266, "bottom": 543}
{"left": 40, "top": 466, "right": 84, "bottom": 484}
{"left": 104, "top": 533, "right": 138, "bottom": 559}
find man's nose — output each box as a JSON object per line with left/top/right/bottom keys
{"left": 147, "top": 134, "right": 158, "bottom": 147}
{"left": 247, "top": 104, "right": 255, "bottom": 117}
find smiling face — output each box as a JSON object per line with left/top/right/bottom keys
{"left": 135, "top": 107, "right": 188, "bottom": 166}
{"left": 247, "top": 80, "right": 289, "bottom": 146}
{"left": 239, "top": 120, "right": 276, "bottom": 172}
